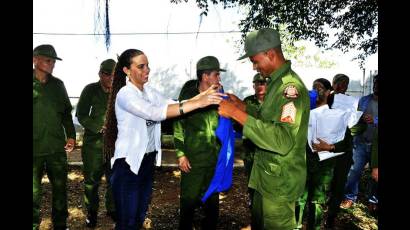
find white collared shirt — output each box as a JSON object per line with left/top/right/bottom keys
{"left": 111, "top": 80, "right": 176, "bottom": 175}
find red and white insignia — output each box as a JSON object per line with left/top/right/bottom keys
{"left": 280, "top": 102, "right": 297, "bottom": 124}
{"left": 283, "top": 85, "right": 299, "bottom": 99}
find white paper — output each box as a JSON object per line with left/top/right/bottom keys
{"left": 308, "top": 105, "right": 350, "bottom": 160}
{"left": 317, "top": 151, "right": 345, "bottom": 161}
{"left": 332, "top": 94, "right": 359, "bottom": 112}
{"left": 332, "top": 94, "right": 363, "bottom": 128}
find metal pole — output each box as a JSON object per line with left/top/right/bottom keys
{"left": 362, "top": 68, "right": 365, "bottom": 96}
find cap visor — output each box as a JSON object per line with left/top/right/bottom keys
{"left": 237, "top": 53, "right": 249, "bottom": 60}
{"left": 219, "top": 68, "right": 226, "bottom": 72}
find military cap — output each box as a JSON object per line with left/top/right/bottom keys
{"left": 196, "top": 56, "right": 226, "bottom": 72}
{"left": 333, "top": 74, "right": 349, "bottom": 84}
{"left": 252, "top": 73, "right": 266, "bottom": 83}
{"left": 33, "top": 44, "right": 62, "bottom": 60}
{"left": 100, "top": 59, "right": 116, "bottom": 74}
{"left": 238, "top": 28, "right": 281, "bottom": 60}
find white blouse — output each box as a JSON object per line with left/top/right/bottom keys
{"left": 111, "top": 80, "right": 176, "bottom": 175}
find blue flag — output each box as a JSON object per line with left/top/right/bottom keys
{"left": 201, "top": 89, "right": 235, "bottom": 203}
{"left": 309, "top": 90, "right": 318, "bottom": 110}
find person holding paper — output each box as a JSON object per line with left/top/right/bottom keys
{"left": 296, "top": 78, "right": 350, "bottom": 230}
{"left": 325, "top": 73, "right": 355, "bottom": 227}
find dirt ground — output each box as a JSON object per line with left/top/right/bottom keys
{"left": 39, "top": 165, "right": 377, "bottom": 230}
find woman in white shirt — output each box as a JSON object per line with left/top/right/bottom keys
{"left": 103, "top": 49, "right": 224, "bottom": 229}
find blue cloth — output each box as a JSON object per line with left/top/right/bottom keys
{"left": 201, "top": 90, "right": 235, "bottom": 203}
{"left": 309, "top": 90, "right": 318, "bottom": 110}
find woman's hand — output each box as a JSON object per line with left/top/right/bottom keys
{"left": 197, "top": 92, "right": 224, "bottom": 108}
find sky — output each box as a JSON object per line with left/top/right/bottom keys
{"left": 33, "top": 0, "right": 378, "bottom": 100}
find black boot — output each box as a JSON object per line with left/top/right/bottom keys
{"left": 107, "top": 211, "right": 117, "bottom": 222}
{"left": 324, "top": 214, "right": 335, "bottom": 229}
{"left": 86, "top": 211, "right": 97, "bottom": 228}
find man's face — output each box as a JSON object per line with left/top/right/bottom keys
{"left": 249, "top": 52, "right": 275, "bottom": 77}
{"left": 332, "top": 80, "right": 349, "bottom": 94}
{"left": 204, "top": 70, "right": 221, "bottom": 89}
{"left": 99, "top": 70, "right": 114, "bottom": 90}
{"left": 253, "top": 81, "right": 267, "bottom": 96}
{"left": 33, "top": 55, "right": 56, "bottom": 74}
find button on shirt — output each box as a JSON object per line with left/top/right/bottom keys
{"left": 111, "top": 80, "right": 176, "bottom": 175}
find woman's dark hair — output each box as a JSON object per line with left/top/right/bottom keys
{"left": 313, "top": 78, "right": 332, "bottom": 91}
{"left": 103, "top": 49, "right": 144, "bottom": 163}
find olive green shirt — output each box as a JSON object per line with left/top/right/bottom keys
{"left": 244, "top": 61, "right": 310, "bottom": 202}
{"left": 173, "top": 80, "right": 221, "bottom": 168}
{"left": 76, "top": 82, "right": 109, "bottom": 151}
{"left": 33, "top": 71, "right": 75, "bottom": 156}
{"left": 242, "top": 95, "right": 261, "bottom": 161}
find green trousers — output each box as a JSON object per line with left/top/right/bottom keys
{"left": 81, "top": 147, "right": 115, "bottom": 214}
{"left": 33, "top": 152, "right": 68, "bottom": 230}
{"left": 179, "top": 167, "right": 219, "bottom": 230}
{"left": 251, "top": 190, "right": 296, "bottom": 230}
{"left": 295, "top": 163, "right": 334, "bottom": 230}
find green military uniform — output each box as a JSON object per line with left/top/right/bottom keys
{"left": 236, "top": 28, "right": 309, "bottom": 229}
{"left": 33, "top": 66, "right": 75, "bottom": 230}
{"left": 242, "top": 73, "right": 267, "bottom": 207}
{"left": 174, "top": 79, "right": 221, "bottom": 230}
{"left": 76, "top": 75, "right": 115, "bottom": 219}
{"left": 242, "top": 61, "right": 309, "bottom": 230}
{"left": 242, "top": 94, "right": 259, "bottom": 181}
{"left": 296, "top": 146, "right": 334, "bottom": 230}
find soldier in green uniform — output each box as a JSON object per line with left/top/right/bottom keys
{"left": 173, "top": 56, "right": 225, "bottom": 230}
{"left": 242, "top": 73, "right": 267, "bottom": 208}
{"left": 76, "top": 59, "right": 117, "bottom": 227}
{"left": 33, "top": 44, "right": 76, "bottom": 230}
{"left": 218, "top": 28, "right": 310, "bottom": 230}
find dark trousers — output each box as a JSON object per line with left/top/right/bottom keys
{"left": 111, "top": 152, "right": 156, "bottom": 230}
{"left": 81, "top": 147, "right": 115, "bottom": 214}
{"left": 327, "top": 151, "right": 353, "bottom": 218}
{"left": 33, "top": 152, "right": 68, "bottom": 229}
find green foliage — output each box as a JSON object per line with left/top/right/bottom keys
{"left": 171, "top": 0, "right": 378, "bottom": 66}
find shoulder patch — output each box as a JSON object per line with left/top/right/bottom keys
{"left": 280, "top": 102, "right": 297, "bottom": 124}
{"left": 283, "top": 85, "right": 299, "bottom": 99}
